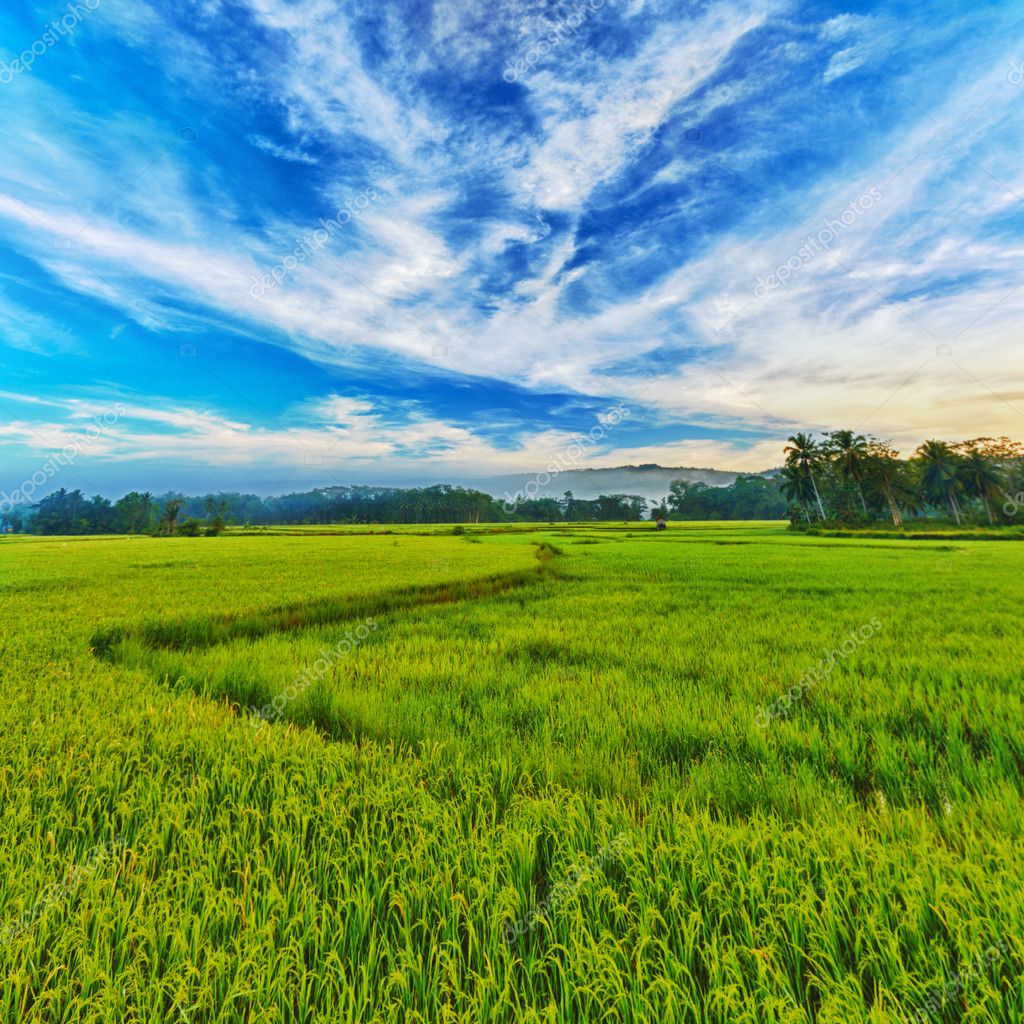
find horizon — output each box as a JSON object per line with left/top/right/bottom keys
{"left": 1, "top": 459, "right": 766, "bottom": 505}
{"left": 2, "top": 1, "right": 1023, "bottom": 495}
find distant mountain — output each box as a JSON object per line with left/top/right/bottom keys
{"left": 472, "top": 464, "right": 772, "bottom": 504}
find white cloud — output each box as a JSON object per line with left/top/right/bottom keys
{"left": 822, "top": 47, "right": 865, "bottom": 84}
{"left": 511, "top": 2, "right": 771, "bottom": 210}
{"left": 819, "top": 13, "right": 895, "bottom": 84}
{"left": 0, "top": 0, "right": 1022, "bottom": 481}
{"left": 0, "top": 390, "right": 706, "bottom": 476}
{"left": 247, "top": 134, "right": 319, "bottom": 165}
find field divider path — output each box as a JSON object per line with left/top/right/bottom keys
{"left": 90, "top": 543, "right": 565, "bottom": 660}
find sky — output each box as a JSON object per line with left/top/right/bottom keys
{"left": 0, "top": 0, "right": 1022, "bottom": 498}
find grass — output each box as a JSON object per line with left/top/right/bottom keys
{"left": 800, "top": 524, "right": 1024, "bottom": 541}
{"left": 0, "top": 522, "right": 1020, "bottom": 1022}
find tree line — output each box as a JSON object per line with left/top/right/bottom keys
{"left": 781, "top": 431, "right": 1024, "bottom": 526}
{"left": 656, "top": 474, "right": 787, "bottom": 521}
{"left": 0, "top": 485, "right": 660, "bottom": 535}
{"left": 1, "top": 479, "right": 784, "bottom": 534}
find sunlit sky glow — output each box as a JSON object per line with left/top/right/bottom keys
{"left": 1, "top": 0, "right": 1022, "bottom": 495}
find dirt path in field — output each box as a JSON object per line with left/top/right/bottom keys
{"left": 91, "top": 546, "right": 565, "bottom": 659}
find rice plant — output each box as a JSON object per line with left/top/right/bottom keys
{"left": 0, "top": 524, "right": 1020, "bottom": 1022}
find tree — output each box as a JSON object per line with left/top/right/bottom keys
{"left": 667, "top": 476, "right": 786, "bottom": 520}
{"left": 594, "top": 494, "right": 647, "bottom": 520}
{"left": 161, "top": 498, "right": 185, "bottom": 535}
{"left": 982, "top": 438, "right": 1024, "bottom": 518}
{"left": 667, "top": 480, "right": 714, "bottom": 519}
{"left": 0, "top": 510, "right": 23, "bottom": 533}
{"left": 954, "top": 441, "right": 1004, "bottom": 524}
{"left": 863, "top": 440, "right": 915, "bottom": 527}
{"left": 512, "top": 498, "right": 562, "bottom": 521}
{"left": 827, "top": 430, "right": 870, "bottom": 514}
{"left": 954, "top": 438, "right": 1022, "bottom": 523}
{"left": 914, "top": 440, "right": 963, "bottom": 524}
{"left": 780, "top": 465, "right": 816, "bottom": 522}
{"left": 32, "top": 488, "right": 83, "bottom": 534}
{"left": 177, "top": 517, "right": 202, "bottom": 537}
{"left": 85, "top": 495, "right": 116, "bottom": 533}
{"left": 115, "top": 492, "right": 154, "bottom": 533}
{"left": 784, "top": 433, "right": 826, "bottom": 520}
{"left": 729, "top": 475, "right": 788, "bottom": 519}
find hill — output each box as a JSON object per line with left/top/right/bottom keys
{"left": 473, "top": 463, "right": 768, "bottom": 504}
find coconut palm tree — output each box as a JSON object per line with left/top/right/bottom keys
{"left": 955, "top": 443, "right": 1004, "bottom": 524}
{"left": 863, "top": 440, "right": 915, "bottom": 526}
{"left": 914, "top": 440, "right": 963, "bottom": 524}
{"left": 827, "top": 429, "right": 870, "bottom": 514}
{"left": 784, "top": 433, "right": 826, "bottom": 520}
{"left": 779, "top": 465, "right": 816, "bottom": 522}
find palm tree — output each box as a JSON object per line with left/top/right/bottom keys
{"left": 784, "top": 433, "right": 826, "bottom": 520}
{"left": 863, "top": 440, "right": 914, "bottom": 526}
{"left": 979, "top": 438, "right": 1024, "bottom": 516}
{"left": 779, "top": 465, "right": 816, "bottom": 522}
{"left": 955, "top": 443, "right": 1004, "bottom": 524}
{"left": 827, "top": 429, "right": 870, "bottom": 514}
{"left": 914, "top": 440, "right": 963, "bottom": 524}
{"left": 161, "top": 498, "right": 185, "bottom": 535}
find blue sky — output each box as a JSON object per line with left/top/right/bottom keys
{"left": 0, "top": 0, "right": 1022, "bottom": 496}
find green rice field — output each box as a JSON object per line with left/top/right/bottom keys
{"left": 0, "top": 522, "right": 1021, "bottom": 1022}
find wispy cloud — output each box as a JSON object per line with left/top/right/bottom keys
{"left": 0, "top": 0, "right": 1021, "bottom": 491}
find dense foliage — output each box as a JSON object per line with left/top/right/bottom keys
{"left": 0, "top": 485, "right": 654, "bottom": 535}
{"left": 781, "top": 431, "right": 1024, "bottom": 527}
{"left": 663, "top": 473, "right": 787, "bottom": 520}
